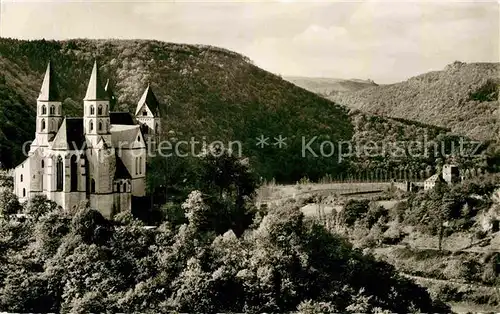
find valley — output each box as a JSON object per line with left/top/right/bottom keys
{"left": 256, "top": 177, "right": 500, "bottom": 312}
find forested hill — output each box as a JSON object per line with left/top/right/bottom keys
{"left": 331, "top": 61, "right": 500, "bottom": 141}
{"left": 284, "top": 76, "right": 378, "bottom": 97}
{"left": 0, "top": 38, "right": 354, "bottom": 180}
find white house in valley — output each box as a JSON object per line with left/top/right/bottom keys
{"left": 13, "top": 60, "right": 161, "bottom": 218}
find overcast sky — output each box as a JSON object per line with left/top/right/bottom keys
{"left": 0, "top": 0, "right": 498, "bottom": 83}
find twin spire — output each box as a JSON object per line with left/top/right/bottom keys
{"left": 38, "top": 61, "right": 60, "bottom": 101}
{"left": 84, "top": 60, "right": 109, "bottom": 101}
{"left": 38, "top": 60, "right": 109, "bottom": 102}
{"left": 38, "top": 60, "right": 159, "bottom": 113}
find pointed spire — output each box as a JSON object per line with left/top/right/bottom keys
{"left": 135, "top": 84, "right": 160, "bottom": 117}
{"left": 38, "top": 61, "right": 60, "bottom": 101}
{"left": 84, "top": 60, "right": 108, "bottom": 101}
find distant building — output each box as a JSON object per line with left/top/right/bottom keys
{"left": 424, "top": 174, "right": 446, "bottom": 191}
{"left": 424, "top": 164, "right": 461, "bottom": 191}
{"left": 392, "top": 180, "right": 420, "bottom": 192}
{"left": 442, "top": 164, "right": 460, "bottom": 184}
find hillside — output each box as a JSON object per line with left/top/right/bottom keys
{"left": 331, "top": 62, "right": 500, "bottom": 141}
{"left": 0, "top": 38, "right": 356, "bottom": 181}
{"left": 0, "top": 39, "right": 487, "bottom": 182}
{"left": 284, "top": 76, "right": 378, "bottom": 97}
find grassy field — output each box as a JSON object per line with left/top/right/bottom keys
{"left": 256, "top": 181, "right": 393, "bottom": 204}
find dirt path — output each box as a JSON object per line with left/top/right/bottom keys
{"left": 401, "top": 272, "right": 495, "bottom": 290}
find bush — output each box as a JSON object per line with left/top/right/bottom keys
{"left": 341, "top": 199, "right": 370, "bottom": 227}
{"left": 382, "top": 223, "right": 406, "bottom": 245}
{"left": 0, "top": 188, "right": 22, "bottom": 216}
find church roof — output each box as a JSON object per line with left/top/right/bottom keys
{"left": 110, "top": 112, "right": 135, "bottom": 125}
{"left": 84, "top": 60, "right": 109, "bottom": 101}
{"left": 51, "top": 118, "right": 86, "bottom": 151}
{"left": 114, "top": 156, "right": 131, "bottom": 179}
{"left": 135, "top": 84, "right": 160, "bottom": 117}
{"left": 425, "top": 173, "right": 446, "bottom": 183}
{"left": 110, "top": 124, "right": 143, "bottom": 149}
{"left": 38, "top": 61, "right": 60, "bottom": 101}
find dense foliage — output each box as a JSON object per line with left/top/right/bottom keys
{"left": 0, "top": 195, "right": 449, "bottom": 313}
{"left": 346, "top": 111, "right": 491, "bottom": 178}
{"left": 0, "top": 149, "right": 451, "bottom": 313}
{"left": 333, "top": 61, "right": 500, "bottom": 141}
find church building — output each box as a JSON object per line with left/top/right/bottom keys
{"left": 13, "top": 61, "right": 162, "bottom": 218}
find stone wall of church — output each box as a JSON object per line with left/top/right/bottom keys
{"left": 113, "top": 192, "right": 131, "bottom": 215}
{"left": 112, "top": 179, "right": 132, "bottom": 215}
{"left": 49, "top": 190, "right": 65, "bottom": 207}
{"left": 64, "top": 192, "right": 87, "bottom": 211}
{"left": 29, "top": 152, "right": 44, "bottom": 193}
{"left": 95, "top": 148, "right": 116, "bottom": 194}
{"left": 14, "top": 159, "right": 31, "bottom": 202}
{"left": 90, "top": 193, "right": 114, "bottom": 219}
{"left": 118, "top": 149, "right": 146, "bottom": 197}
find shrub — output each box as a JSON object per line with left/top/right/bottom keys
{"left": 0, "top": 188, "right": 22, "bottom": 216}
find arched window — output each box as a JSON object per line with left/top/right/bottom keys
{"left": 155, "top": 123, "right": 159, "bottom": 134}
{"left": 123, "top": 182, "right": 127, "bottom": 192}
{"left": 137, "top": 136, "right": 140, "bottom": 142}
{"left": 56, "top": 156, "right": 63, "bottom": 191}
{"left": 90, "top": 179, "right": 96, "bottom": 193}
{"left": 90, "top": 105, "right": 95, "bottom": 115}
{"left": 42, "top": 105, "right": 47, "bottom": 115}
{"left": 70, "top": 155, "right": 78, "bottom": 191}
{"left": 98, "top": 105, "right": 103, "bottom": 115}
{"left": 22, "top": 188, "right": 26, "bottom": 197}
{"left": 89, "top": 121, "right": 93, "bottom": 132}
{"left": 50, "top": 106, "right": 55, "bottom": 115}
{"left": 142, "top": 109, "right": 147, "bottom": 116}
{"left": 41, "top": 160, "right": 44, "bottom": 168}
{"left": 41, "top": 119, "right": 46, "bottom": 131}
{"left": 98, "top": 121, "right": 102, "bottom": 131}
{"left": 116, "top": 183, "right": 120, "bottom": 192}
{"left": 139, "top": 157, "right": 142, "bottom": 174}
{"left": 135, "top": 157, "right": 138, "bottom": 175}
{"left": 20, "top": 174, "right": 23, "bottom": 182}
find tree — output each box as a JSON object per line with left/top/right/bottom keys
{"left": 0, "top": 188, "right": 22, "bottom": 216}
{"left": 340, "top": 199, "right": 370, "bottom": 227}
{"left": 425, "top": 182, "right": 453, "bottom": 250}
{"left": 24, "top": 194, "right": 60, "bottom": 219}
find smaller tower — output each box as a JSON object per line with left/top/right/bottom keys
{"left": 83, "top": 60, "right": 111, "bottom": 147}
{"left": 31, "top": 61, "right": 63, "bottom": 152}
{"left": 135, "top": 84, "right": 161, "bottom": 151}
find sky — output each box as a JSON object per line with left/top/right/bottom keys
{"left": 0, "top": 0, "right": 498, "bottom": 83}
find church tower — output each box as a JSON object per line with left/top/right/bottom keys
{"left": 83, "top": 60, "right": 111, "bottom": 147}
{"left": 31, "top": 61, "right": 63, "bottom": 152}
{"left": 83, "top": 61, "right": 115, "bottom": 216}
{"left": 135, "top": 84, "right": 161, "bottom": 151}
